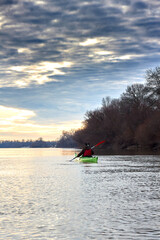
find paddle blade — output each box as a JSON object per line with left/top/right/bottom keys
{"left": 92, "top": 140, "right": 105, "bottom": 149}
{"left": 69, "top": 157, "right": 76, "bottom": 162}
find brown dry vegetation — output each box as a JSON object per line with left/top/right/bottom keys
{"left": 59, "top": 67, "right": 160, "bottom": 153}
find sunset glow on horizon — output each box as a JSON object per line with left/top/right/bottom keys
{"left": 0, "top": 105, "right": 83, "bottom": 141}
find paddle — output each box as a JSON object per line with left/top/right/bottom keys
{"left": 69, "top": 156, "right": 77, "bottom": 162}
{"left": 69, "top": 140, "right": 105, "bottom": 162}
{"left": 91, "top": 140, "right": 106, "bottom": 149}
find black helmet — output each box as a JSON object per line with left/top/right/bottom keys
{"left": 85, "top": 142, "right": 90, "bottom": 148}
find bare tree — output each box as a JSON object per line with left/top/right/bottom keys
{"left": 145, "top": 67, "right": 160, "bottom": 109}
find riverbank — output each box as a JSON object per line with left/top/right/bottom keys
{"left": 94, "top": 146, "right": 160, "bottom": 155}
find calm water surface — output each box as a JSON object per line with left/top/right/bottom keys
{"left": 0, "top": 148, "right": 160, "bottom": 240}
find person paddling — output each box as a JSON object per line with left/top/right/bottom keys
{"left": 76, "top": 142, "right": 94, "bottom": 158}
{"left": 69, "top": 140, "right": 105, "bottom": 162}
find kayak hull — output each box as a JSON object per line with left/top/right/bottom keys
{"left": 75, "top": 156, "right": 98, "bottom": 163}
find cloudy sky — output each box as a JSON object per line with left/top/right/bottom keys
{"left": 0, "top": 0, "right": 160, "bottom": 140}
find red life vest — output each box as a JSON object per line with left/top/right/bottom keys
{"left": 83, "top": 149, "right": 92, "bottom": 157}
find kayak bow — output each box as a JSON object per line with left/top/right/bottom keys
{"left": 75, "top": 155, "right": 98, "bottom": 163}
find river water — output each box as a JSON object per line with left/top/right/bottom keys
{"left": 0, "top": 148, "right": 160, "bottom": 240}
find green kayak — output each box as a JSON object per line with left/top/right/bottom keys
{"left": 75, "top": 155, "right": 98, "bottom": 163}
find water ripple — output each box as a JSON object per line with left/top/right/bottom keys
{"left": 0, "top": 149, "right": 160, "bottom": 239}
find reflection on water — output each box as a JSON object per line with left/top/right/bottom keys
{"left": 61, "top": 148, "right": 80, "bottom": 156}
{"left": 0, "top": 148, "right": 160, "bottom": 240}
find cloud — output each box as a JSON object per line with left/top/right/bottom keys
{"left": 0, "top": 0, "right": 160, "bottom": 89}
{"left": 2, "top": 61, "right": 73, "bottom": 87}
{"left": 0, "top": 105, "right": 35, "bottom": 124}
{"left": 0, "top": 0, "right": 18, "bottom": 5}
{"left": 0, "top": 105, "right": 82, "bottom": 140}
{"left": 79, "top": 38, "right": 100, "bottom": 46}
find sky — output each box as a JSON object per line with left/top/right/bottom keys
{"left": 0, "top": 0, "right": 160, "bottom": 140}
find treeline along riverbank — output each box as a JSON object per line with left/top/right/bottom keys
{"left": 0, "top": 138, "right": 57, "bottom": 148}
{"left": 0, "top": 135, "right": 78, "bottom": 148}
{"left": 59, "top": 66, "right": 160, "bottom": 154}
